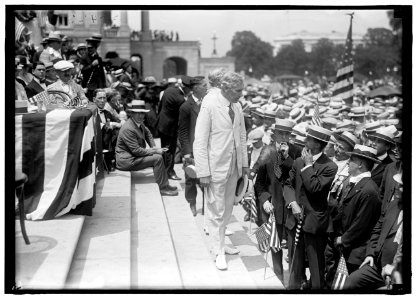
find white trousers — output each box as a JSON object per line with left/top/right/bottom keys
{"left": 206, "top": 150, "right": 238, "bottom": 256}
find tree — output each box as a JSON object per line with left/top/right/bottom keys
{"left": 273, "top": 39, "right": 309, "bottom": 76}
{"left": 226, "top": 31, "right": 274, "bottom": 78}
{"left": 309, "top": 38, "right": 339, "bottom": 77}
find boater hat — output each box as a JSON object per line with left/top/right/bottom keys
{"left": 272, "top": 119, "right": 295, "bottom": 133}
{"left": 367, "top": 125, "right": 398, "bottom": 145}
{"left": 130, "top": 100, "right": 150, "bottom": 113}
{"left": 334, "top": 131, "right": 360, "bottom": 149}
{"left": 293, "top": 135, "right": 306, "bottom": 147}
{"left": 235, "top": 174, "right": 249, "bottom": 203}
{"left": 347, "top": 145, "right": 380, "bottom": 163}
{"left": 306, "top": 125, "right": 333, "bottom": 143}
{"left": 289, "top": 107, "right": 305, "bottom": 122}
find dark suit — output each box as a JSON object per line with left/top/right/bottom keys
{"left": 24, "top": 79, "right": 48, "bottom": 99}
{"left": 157, "top": 86, "right": 186, "bottom": 176}
{"left": 332, "top": 178, "right": 381, "bottom": 271}
{"left": 345, "top": 197, "right": 402, "bottom": 290}
{"left": 80, "top": 52, "right": 106, "bottom": 101}
{"left": 371, "top": 154, "right": 394, "bottom": 188}
{"left": 178, "top": 95, "right": 200, "bottom": 204}
{"left": 284, "top": 153, "right": 337, "bottom": 289}
{"left": 379, "top": 161, "right": 402, "bottom": 213}
{"left": 254, "top": 144, "right": 299, "bottom": 282}
{"left": 115, "top": 119, "right": 169, "bottom": 188}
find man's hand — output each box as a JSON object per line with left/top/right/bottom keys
{"left": 290, "top": 201, "right": 302, "bottom": 220}
{"left": 334, "top": 236, "right": 343, "bottom": 248}
{"left": 263, "top": 201, "right": 274, "bottom": 214}
{"left": 199, "top": 176, "right": 211, "bottom": 188}
{"left": 243, "top": 167, "right": 250, "bottom": 177}
{"left": 92, "top": 59, "right": 99, "bottom": 66}
{"left": 360, "top": 256, "right": 374, "bottom": 269}
{"left": 183, "top": 154, "right": 194, "bottom": 165}
{"left": 301, "top": 147, "right": 314, "bottom": 166}
{"left": 381, "top": 264, "right": 395, "bottom": 278}
{"left": 153, "top": 148, "right": 168, "bottom": 155}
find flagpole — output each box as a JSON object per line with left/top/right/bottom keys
{"left": 288, "top": 209, "right": 304, "bottom": 288}
{"left": 264, "top": 250, "right": 269, "bottom": 280}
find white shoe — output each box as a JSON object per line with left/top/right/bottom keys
{"left": 225, "top": 229, "right": 233, "bottom": 236}
{"left": 215, "top": 254, "right": 228, "bottom": 270}
{"left": 225, "top": 246, "right": 240, "bottom": 255}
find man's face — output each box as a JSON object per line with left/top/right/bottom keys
{"left": 131, "top": 111, "right": 145, "bottom": 123}
{"left": 264, "top": 118, "right": 274, "bottom": 128}
{"left": 348, "top": 156, "right": 362, "bottom": 177}
{"left": 252, "top": 115, "right": 264, "bottom": 126}
{"left": 56, "top": 69, "right": 72, "bottom": 83}
{"left": 253, "top": 139, "right": 263, "bottom": 149}
{"left": 78, "top": 49, "right": 87, "bottom": 58}
{"left": 394, "top": 143, "right": 402, "bottom": 160}
{"left": 33, "top": 64, "right": 46, "bottom": 80}
{"left": 193, "top": 82, "right": 208, "bottom": 100}
{"left": 334, "top": 140, "right": 351, "bottom": 161}
{"left": 272, "top": 130, "right": 291, "bottom": 144}
{"left": 61, "top": 42, "right": 69, "bottom": 52}
{"left": 94, "top": 91, "right": 107, "bottom": 109}
{"left": 87, "top": 44, "right": 97, "bottom": 55}
{"left": 46, "top": 68, "right": 57, "bottom": 81}
{"left": 304, "top": 136, "right": 316, "bottom": 151}
{"left": 222, "top": 82, "right": 244, "bottom": 103}
{"left": 368, "top": 136, "right": 390, "bottom": 156}
{"left": 50, "top": 41, "right": 61, "bottom": 51}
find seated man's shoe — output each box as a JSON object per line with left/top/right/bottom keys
{"left": 225, "top": 228, "right": 233, "bottom": 236}
{"left": 224, "top": 245, "right": 240, "bottom": 255}
{"left": 165, "top": 185, "right": 178, "bottom": 191}
{"left": 160, "top": 189, "right": 179, "bottom": 196}
{"left": 190, "top": 203, "right": 197, "bottom": 216}
{"left": 215, "top": 254, "right": 228, "bottom": 270}
{"left": 168, "top": 174, "right": 182, "bottom": 180}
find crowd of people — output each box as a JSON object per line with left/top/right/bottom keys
{"left": 15, "top": 30, "right": 404, "bottom": 291}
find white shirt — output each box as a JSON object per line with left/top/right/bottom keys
{"left": 349, "top": 171, "right": 371, "bottom": 185}
{"left": 373, "top": 152, "right": 388, "bottom": 171}
{"left": 250, "top": 146, "right": 262, "bottom": 169}
{"left": 192, "top": 94, "right": 200, "bottom": 103}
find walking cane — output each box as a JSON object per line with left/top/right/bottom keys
{"left": 201, "top": 185, "right": 205, "bottom": 215}
{"left": 288, "top": 209, "right": 304, "bottom": 289}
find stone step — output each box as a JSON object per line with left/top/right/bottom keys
{"left": 15, "top": 214, "right": 85, "bottom": 289}
{"left": 161, "top": 180, "right": 223, "bottom": 289}
{"left": 65, "top": 170, "right": 132, "bottom": 289}
{"left": 130, "top": 169, "right": 182, "bottom": 289}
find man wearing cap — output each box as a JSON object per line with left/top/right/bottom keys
{"left": 178, "top": 77, "right": 209, "bottom": 216}
{"left": 24, "top": 62, "right": 48, "bottom": 99}
{"left": 254, "top": 119, "right": 298, "bottom": 283}
{"left": 344, "top": 171, "right": 403, "bottom": 290}
{"left": 284, "top": 125, "right": 338, "bottom": 289}
{"left": 330, "top": 145, "right": 382, "bottom": 279}
{"left": 367, "top": 126, "right": 396, "bottom": 187}
{"left": 115, "top": 100, "right": 178, "bottom": 196}
{"left": 47, "top": 60, "right": 88, "bottom": 105}
{"left": 157, "top": 75, "right": 194, "bottom": 181}
{"left": 39, "top": 32, "right": 62, "bottom": 65}
{"left": 194, "top": 71, "right": 249, "bottom": 270}
{"left": 80, "top": 36, "right": 106, "bottom": 101}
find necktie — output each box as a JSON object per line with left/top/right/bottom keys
{"left": 341, "top": 182, "right": 355, "bottom": 202}
{"left": 228, "top": 104, "right": 235, "bottom": 124}
{"left": 273, "top": 151, "right": 283, "bottom": 179}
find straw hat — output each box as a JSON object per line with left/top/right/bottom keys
{"left": 306, "top": 125, "right": 333, "bottom": 142}
{"left": 347, "top": 145, "right": 380, "bottom": 163}
{"left": 129, "top": 100, "right": 150, "bottom": 113}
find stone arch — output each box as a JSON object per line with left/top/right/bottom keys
{"left": 163, "top": 56, "right": 187, "bottom": 79}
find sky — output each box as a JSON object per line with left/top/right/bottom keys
{"left": 111, "top": 9, "right": 391, "bottom": 57}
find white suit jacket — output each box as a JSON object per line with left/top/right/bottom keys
{"left": 193, "top": 89, "right": 248, "bottom": 183}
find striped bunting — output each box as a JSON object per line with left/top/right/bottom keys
{"left": 333, "top": 15, "right": 354, "bottom": 105}
{"left": 332, "top": 254, "right": 349, "bottom": 290}
{"left": 240, "top": 193, "right": 257, "bottom": 221}
{"left": 15, "top": 17, "right": 26, "bottom": 42}
{"left": 15, "top": 109, "right": 95, "bottom": 220}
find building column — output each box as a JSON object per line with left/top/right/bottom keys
{"left": 118, "top": 10, "right": 130, "bottom": 37}
{"left": 141, "top": 10, "right": 152, "bottom": 41}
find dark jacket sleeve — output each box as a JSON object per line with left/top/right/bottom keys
{"left": 341, "top": 190, "right": 381, "bottom": 249}
{"left": 123, "top": 126, "right": 154, "bottom": 157}
{"left": 283, "top": 158, "right": 298, "bottom": 206}
{"left": 254, "top": 164, "right": 271, "bottom": 206}
{"left": 366, "top": 208, "right": 384, "bottom": 258}
{"left": 178, "top": 102, "right": 192, "bottom": 155}
{"left": 300, "top": 163, "right": 337, "bottom": 194}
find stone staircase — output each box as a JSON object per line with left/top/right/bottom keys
{"left": 15, "top": 164, "right": 286, "bottom": 290}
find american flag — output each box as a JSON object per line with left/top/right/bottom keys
{"left": 241, "top": 193, "right": 257, "bottom": 221}
{"left": 311, "top": 102, "right": 322, "bottom": 126}
{"left": 15, "top": 17, "right": 26, "bottom": 42}
{"left": 254, "top": 212, "right": 280, "bottom": 253}
{"left": 333, "top": 14, "right": 354, "bottom": 105}
{"left": 332, "top": 254, "right": 349, "bottom": 290}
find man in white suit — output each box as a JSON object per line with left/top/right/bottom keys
{"left": 194, "top": 71, "right": 249, "bottom": 270}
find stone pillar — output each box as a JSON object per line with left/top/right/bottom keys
{"left": 140, "top": 10, "right": 152, "bottom": 41}
{"left": 118, "top": 10, "right": 130, "bottom": 37}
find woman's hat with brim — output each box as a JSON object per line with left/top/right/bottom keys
{"left": 347, "top": 144, "right": 381, "bottom": 164}
{"left": 130, "top": 100, "right": 150, "bottom": 113}
{"left": 235, "top": 174, "right": 249, "bottom": 202}
{"left": 306, "top": 125, "right": 333, "bottom": 143}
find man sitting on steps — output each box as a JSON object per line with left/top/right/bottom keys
{"left": 115, "top": 100, "right": 178, "bottom": 196}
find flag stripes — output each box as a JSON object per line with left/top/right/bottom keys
{"left": 332, "top": 254, "right": 349, "bottom": 290}
{"left": 333, "top": 15, "right": 354, "bottom": 105}
{"left": 15, "top": 17, "right": 26, "bottom": 42}
{"left": 16, "top": 109, "right": 96, "bottom": 220}
{"left": 312, "top": 103, "right": 322, "bottom": 127}
{"left": 254, "top": 212, "right": 280, "bottom": 253}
